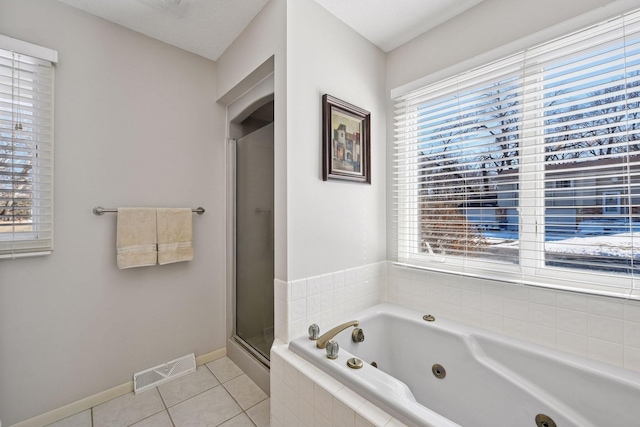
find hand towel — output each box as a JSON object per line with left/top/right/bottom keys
{"left": 157, "top": 208, "right": 194, "bottom": 265}
{"left": 116, "top": 208, "right": 157, "bottom": 269}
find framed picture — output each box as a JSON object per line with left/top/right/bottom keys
{"left": 322, "top": 94, "right": 371, "bottom": 183}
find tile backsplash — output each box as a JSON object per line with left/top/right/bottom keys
{"left": 273, "top": 260, "right": 640, "bottom": 372}
{"left": 386, "top": 262, "right": 640, "bottom": 373}
{"left": 274, "top": 262, "right": 385, "bottom": 343}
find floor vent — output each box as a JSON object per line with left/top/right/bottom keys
{"left": 133, "top": 353, "right": 196, "bottom": 394}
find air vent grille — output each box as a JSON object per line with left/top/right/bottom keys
{"left": 133, "top": 353, "right": 196, "bottom": 393}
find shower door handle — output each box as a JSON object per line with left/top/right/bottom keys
{"left": 254, "top": 208, "right": 273, "bottom": 250}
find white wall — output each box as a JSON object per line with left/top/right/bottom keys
{"left": 386, "top": 0, "right": 621, "bottom": 91}
{"left": 286, "top": 0, "right": 387, "bottom": 280}
{"left": 216, "top": 0, "right": 388, "bottom": 283}
{"left": 216, "top": 0, "right": 288, "bottom": 283}
{"left": 0, "top": 1, "right": 227, "bottom": 424}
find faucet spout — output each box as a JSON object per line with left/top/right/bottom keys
{"left": 315, "top": 320, "right": 359, "bottom": 349}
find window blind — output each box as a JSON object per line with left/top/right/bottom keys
{"left": 0, "top": 44, "right": 54, "bottom": 258}
{"left": 394, "top": 8, "right": 640, "bottom": 298}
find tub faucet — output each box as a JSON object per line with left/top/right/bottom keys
{"left": 315, "top": 320, "right": 359, "bottom": 349}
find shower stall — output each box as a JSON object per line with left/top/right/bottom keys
{"left": 230, "top": 97, "right": 275, "bottom": 366}
{"left": 235, "top": 120, "right": 274, "bottom": 362}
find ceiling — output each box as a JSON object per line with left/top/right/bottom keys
{"left": 314, "top": 0, "right": 484, "bottom": 52}
{"left": 56, "top": 0, "right": 485, "bottom": 61}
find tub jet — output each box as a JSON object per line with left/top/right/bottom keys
{"left": 535, "top": 414, "right": 556, "bottom": 427}
{"left": 432, "top": 364, "right": 446, "bottom": 379}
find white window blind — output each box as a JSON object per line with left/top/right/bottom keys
{"left": 394, "top": 8, "right": 640, "bottom": 299}
{"left": 0, "top": 40, "right": 55, "bottom": 258}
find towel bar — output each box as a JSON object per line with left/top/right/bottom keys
{"left": 93, "top": 206, "right": 205, "bottom": 215}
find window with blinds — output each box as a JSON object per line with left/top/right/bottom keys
{"left": 394, "top": 8, "right": 640, "bottom": 298}
{"left": 0, "top": 39, "right": 55, "bottom": 258}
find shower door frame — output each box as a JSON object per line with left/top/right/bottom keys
{"left": 221, "top": 62, "right": 275, "bottom": 393}
{"left": 229, "top": 128, "right": 273, "bottom": 369}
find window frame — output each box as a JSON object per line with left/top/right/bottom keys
{"left": 0, "top": 35, "right": 57, "bottom": 259}
{"left": 392, "top": 4, "right": 640, "bottom": 299}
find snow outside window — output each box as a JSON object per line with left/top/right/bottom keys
{"left": 393, "top": 8, "right": 640, "bottom": 299}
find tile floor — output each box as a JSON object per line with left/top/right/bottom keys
{"left": 46, "top": 357, "right": 270, "bottom": 427}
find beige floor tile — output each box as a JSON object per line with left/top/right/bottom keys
{"left": 130, "top": 410, "right": 173, "bottom": 427}
{"left": 206, "top": 357, "right": 244, "bottom": 383}
{"left": 45, "top": 410, "right": 91, "bottom": 427}
{"left": 158, "top": 365, "right": 220, "bottom": 407}
{"left": 169, "top": 385, "right": 242, "bottom": 427}
{"left": 42, "top": 356, "right": 273, "bottom": 427}
{"left": 223, "top": 374, "right": 268, "bottom": 410}
{"left": 219, "top": 413, "right": 256, "bottom": 427}
{"left": 93, "top": 389, "right": 164, "bottom": 427}
{"left": 246, "top": 397, "right": 270, "bottom": 427}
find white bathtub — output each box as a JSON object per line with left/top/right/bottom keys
{"left": 289, "top": 303, "right": 640, "bottom": 427}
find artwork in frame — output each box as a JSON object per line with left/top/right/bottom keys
{"left": 322, "top": 94, "right": 371, "bottom": 183}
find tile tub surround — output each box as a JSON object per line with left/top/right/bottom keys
{"left": 270, "top": 343, "right": 408, "bottom": 427}
{"left": 274, "top": 262, "right": 386, "bottom": 343}
{"left": 269, "top": 260, "right": 640, "bottom": 426}
{"left": 275, "top": 260, "right": 640, "bottom": 373}
{"left": 386, "top": 262, "right": 640, "bottom": 373}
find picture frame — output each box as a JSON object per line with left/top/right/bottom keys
{"left": 322, "top": 94, "right": 371, "bottom": 183}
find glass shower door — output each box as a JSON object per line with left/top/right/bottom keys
{"left": 235, "top": 122, "right": 274, "bottom": 361}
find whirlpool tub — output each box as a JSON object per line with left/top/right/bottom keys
{"left": 289, "top": 303, "right": 640, "bottom": 427}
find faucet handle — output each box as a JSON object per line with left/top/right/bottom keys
{"left": 308, "top": 324, "right": 320, "bottom": 340}
{"left": 326, "top": 340, "right": 339, "bottom": 359}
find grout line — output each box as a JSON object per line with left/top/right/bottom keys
{"left": 206, "top": 358, "right": 244, "bottom": 384}
{"left": 157, "top": 385, "right": 169, "bottom": 409}
{"left": 206, "top": 360, "right": 269, "bottom": 426}
{"left": 203, "top": 358, "right": 235, "bottom": 384}
{"left": 246, "top": 412, "right": 259, "bottom": 427}
{"left": 125, "top": 390, "right": 165, "bottom": 426}
{"left": 166, "top": 405, "right": 177, "bottom": 427}
{"left": 244, "top": 398, "right": 269, "bottom": 427}
{"left": 125, "top": 408, "right": 165, "bottom": 427}
{"left": 165, "top": 383, "right": 223, "bottom": 409}
{"left": 157, "top": 366, "right": 225, "bottom": 410}
{"left": 244, "top": 396, "right": 269, "bottom": 412}
{"left": 220, "top": 379, "right": 245, "bottom": 410}
{"left": 221, "top": 374, "right": 268, "bottom": 415}
{"left": 203, "top": 361, "right": 220, "bottom": 382}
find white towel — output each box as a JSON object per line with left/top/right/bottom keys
{"left": 116, "top": 208, "right": 157, "bottom": 269}
{"left": 157, "top": 208, "right": 194, "bottom": 265}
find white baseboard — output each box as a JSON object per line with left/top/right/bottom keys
{"left": 10, "top": 382, "right": 134, "bottom": 427}
{"left": 10, "top": 348, "right": 226, "bottom": 427}
{"left": 195, "top": 347, "right": 226, "bottom": 366}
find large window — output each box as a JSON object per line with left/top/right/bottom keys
{"left": 394, "top": 8, "right": 640, "bottom": 298}
{"left": 0, "top": 36, "right": 56, "bottom": 258}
